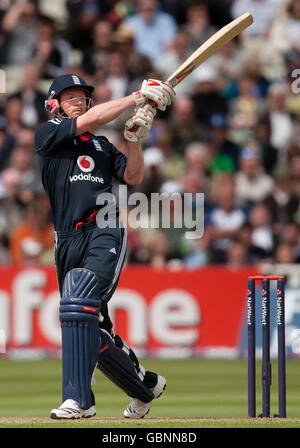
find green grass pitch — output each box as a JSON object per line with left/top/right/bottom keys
{"left": 0, "top": 358, "right": 300, "bottom": 428}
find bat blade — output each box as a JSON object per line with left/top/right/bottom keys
{"left": 166, "top": 12, "right": 253, "bottom": 88}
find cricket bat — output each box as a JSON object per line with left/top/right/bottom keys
{"left": 166, "top": 12, "right": 253, "bottom": 89}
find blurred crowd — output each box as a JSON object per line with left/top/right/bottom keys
{"left": 0, "top": 0, "right": 300, "bottom": 269}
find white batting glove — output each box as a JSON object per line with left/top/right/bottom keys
{"left": 132, "top": 90, "right": 145, "bottom": 107}
{"left": 124, "top": 104, "right": 157, "bottom": 142}
{"left": 133, "top": 79, "right": 176, "bottom": 111}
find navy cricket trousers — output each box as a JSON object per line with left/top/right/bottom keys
{"left": 54, "top": 219, "right": 127, "bottom": 334}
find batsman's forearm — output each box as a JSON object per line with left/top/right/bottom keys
{"left": 94, "top": 95, "right": 135, "bottom": 125}
{"left": 123, "top": 142, "right": 144, "bottom": 185}
{"left": 76, "top": 95, "right": 136, "bottom": 135}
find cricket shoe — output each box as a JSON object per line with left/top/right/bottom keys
{"left": 50, "top": 399, "right": 96, "bottom": 419}
{"left": 124, "top": 375, "right": 166, "bottom": 419}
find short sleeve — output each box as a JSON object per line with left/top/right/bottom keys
{"left": 110, "top": 143, "right": 127, "bottom": 183}
{"left": 35, "top": 118, "right": 77, "bottom": 155}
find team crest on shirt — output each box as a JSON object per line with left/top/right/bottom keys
{"left": 77, "top": 155, "right": 95, "bottom": 172}
{"left": 92, "top": 137, "right": 103, "bottom": 151}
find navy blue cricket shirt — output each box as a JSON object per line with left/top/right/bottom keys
{"left": 35, "top": 117, "right": 127, "bottom": 231}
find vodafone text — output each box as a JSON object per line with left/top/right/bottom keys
{"left": 69, "top": 173, "right": 104, "bottom": 183}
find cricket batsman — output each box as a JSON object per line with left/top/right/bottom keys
{"left": 34, "top": 73, "right": 175, "bottom": 419}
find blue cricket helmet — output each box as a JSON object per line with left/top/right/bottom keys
{"left": 45, "top": 74, "right": 94, "bottom": 114}
{"left": 47, "top": 74, "right": 94, "bottom": 98}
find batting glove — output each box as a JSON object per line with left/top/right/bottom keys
{"left": 133, "top": 79, "right": 176, "bottom": 111}
{"left": 124, "top": 104, "right": 157, "bottom": 142}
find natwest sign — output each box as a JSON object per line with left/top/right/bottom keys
{"left": 0, "top": 266, "right": 256, "bottom": 357}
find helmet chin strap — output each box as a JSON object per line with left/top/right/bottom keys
{"left": 57, "top": 106, "right": 70, "bottom": 120}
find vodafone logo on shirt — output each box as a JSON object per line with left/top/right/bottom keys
{"left": 77, "top": 155, "right": 95, "bottom": 173}
{"left": 70, "top": 155, "right": 103, "bottom": 183}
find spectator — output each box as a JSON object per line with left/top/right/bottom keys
{"left": 235, "top": 142, "right": 274, "bottom": 206}
{"left": 267, "top": 82, "right": 294, "bottom": 161}
{"left": 274, "top": 242, "right": 296, "bottom": 264}
{"left": 143, "top": 229, "right": 183, "bottom": 270}
{"left": 242, "top": 57, "right": 271, "bottom": 98}
{"left": 123, "top": 0, "right": 177, "bottom": 63}
{"left": 159, "top": 0, "right": 187, "bottom": 25}
{"left": 269, "top": 0, "right": 300, "bottom": 57}
{"left": 0, "top": 126, "right": 35, "bottom": 173}
{"left": 81, "top": 20, "right": 114, "bottom": 75}
{"left": 184, "top": 142, "right": 210, "bottom": 177}
{"left": 154, "top": 30, "right": 194, "bottom": 96}
{"left": 1, "top": 0, "right": 39, "bottom": 65}
{"left": 254, "top": 117, "right": 278, "bottom": 174}
{"left": 192, "top": 63, "right": 229, "bottom": 126}
{"left": 236, "top": 222, "right": 269, "bottom": 263}
{"left": 16, "top": 127, "right": 35, "bottom": 152}
{"left": 206, "top": 175, "right": 247, "bottom": 263}
{"left": 180, "top": 168, "right": 207, "bottom": 255}
{"left": 207, "top": 113, "right": 240, "bottom": 171}
{"left": 0, "top": 168, "right": 24, "bottom": 237}
{"left": 1, "top": 124, "right": 35, "bottom": 167}
{"left": 125, "top": 222, "right": 150, "bottom": 265}
{"left": 158, "top": 179, "right": 190, "bottom": 256}
{"left": 229, "top": 73, "right": 267, "bottom": 137}
{"left": 231, "top": 0, "right": 282, "bottom": 39}
{"left": 93, "top": 81, "right": 113, "bottom": 105}
{"left": 214, "top": 40, "right": 244, "bottom": 89}
{"left": 141, "top": 117, "right": 172, "bottom": 149}
{"left": 8, "top": 145, "right": 39, "bottom": 203}
{"left": 288, "top": 124, "right": 300, "bottom": 159}
{"left": 64, "top": 0, "right": 100, "bottom": 51}
{"left": 112, "top": 25, "right": 153, "bottom": 88}
{"left": 137, "top": 147, "right": 166, "bottom": 199}
{"left": 206, "top": 0, "right": 234, "bottom": 28}
{"left": 9, "top": 197, "right": 54, "bottom": 265}
{"left": 225, "top": 57, "right": 271, "bottom": 101}
{"left": 29, "top": 16, "right": 72, "bottom": 79}
{"left": 208, "top": 171, "right": 233, "bottom": 202}
{"left": 290, "top": 153, "right": 300, "bottom": 199}
{"left": 105, "top": 2, "right": 135, "bottom": 28}
{"left": 183, "top": 232, "right": 210, "bottom": 269}
{"left": 205, "top": 138, "right": 236, "bottom": 175}
{"left": 106, "top": 51, "right": 129, "bottom": 100}
{"left": 182, "top": 169, "right": 206, "bottom": 196}
{"left": 264, "top": 164, "right": 299, "bottom": 227}
{"left": 280, "top": 222, "right": 300, "bottom": 261}
{"left": 226, "top": 240, "right": 249, "bottom": 266}
{"left": 169, "top": 96, "right": 206, "bottom": 154}
{"left": 0, "top": 130, "right": 16, "bottom": 173}
{"left": 158, "top": 154, "right": 183, "bottom": 187}
{"left": 249, "top": 203, "right": 274, "bottom": 258}
{"left": 92, "top": 81, "right": 121, "bottom": 135}
{"left": 9, "top": 64, "right": 48, "bottom": 127}
{"left": 3, "top": 97, "right": 23, "bottom": 134}
{"left": 181, "top": 1, "right": 217, "bottom": 52}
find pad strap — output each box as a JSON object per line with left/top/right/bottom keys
{"left": 98, "top": 330, "right": 154, "bottom": 403}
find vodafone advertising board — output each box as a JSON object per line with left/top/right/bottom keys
{"left": 0, "top": 266, "right": 256, "bottom": 357}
